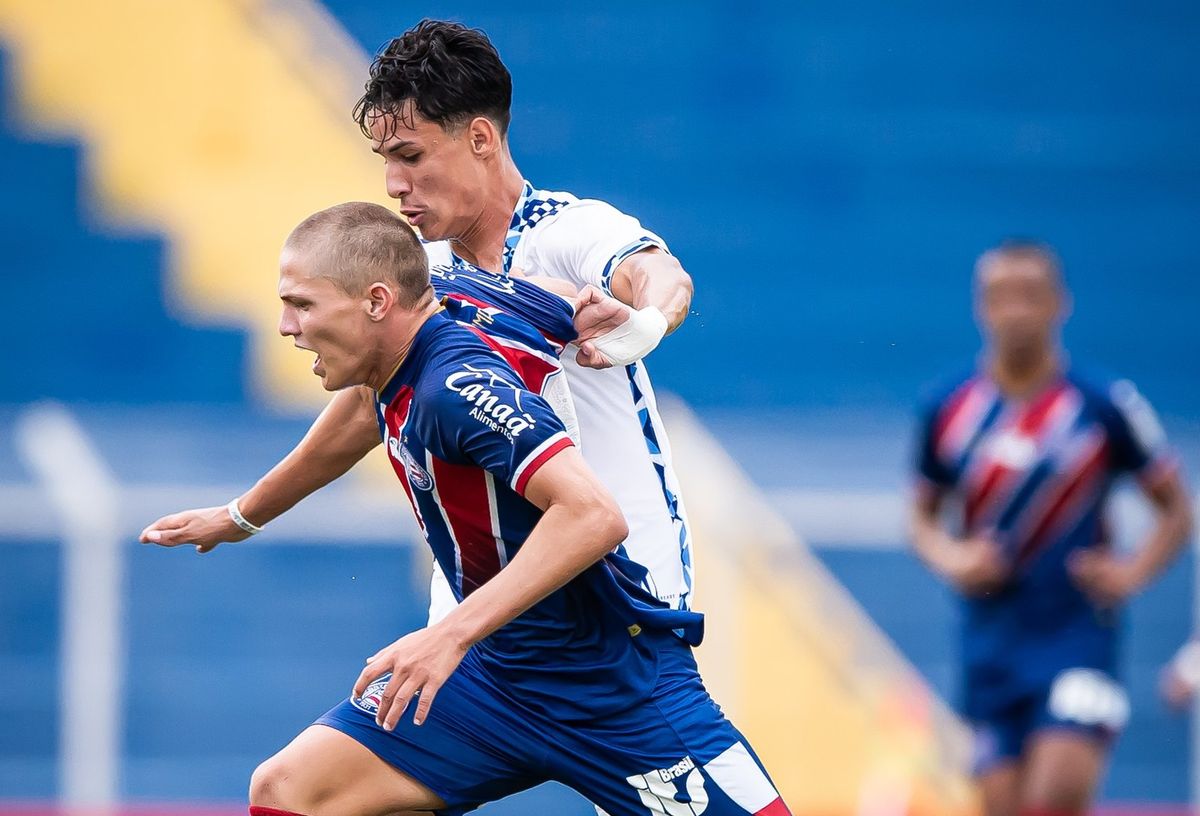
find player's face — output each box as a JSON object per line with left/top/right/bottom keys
{"left": 976, "top": 255, "right": 1064, "bottom": 358}
{"left": 277, "top": 251, "right": 374, "bottom": 391}
{"left": 369, "top": 104, "right": 490, "bottom": 243}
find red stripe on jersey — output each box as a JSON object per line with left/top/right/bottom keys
{"left": 933, "top": 377, "right": 980, "bottom": 447}
{"left": 1017, "top": 439, "right": 1109, "bottom": 565}
{"left": 467, "top": 325, "right": 560, "bottom": 393}
{"left": 514, "top": 436, "right": 574, "bottom": 496}
{"left": 1018, "top": 381, "right": 1070, "bottom": 433}
{"left": 755, "top": 798, "right": 793, "bottom": 816}
{"left": 429, "top": 455, "right": 502, "bottom": 595}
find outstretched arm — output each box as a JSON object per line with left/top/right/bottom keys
{"left": 140, "top": 386, "right": 381, "bottom": 552}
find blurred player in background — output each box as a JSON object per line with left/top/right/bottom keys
{"left": 143, "top": 19, "right": 698, "bottom": 625}
{"left": 151, "top": 203, "right": 790, "bottom": 816}
{"left": 909, "top": 240, "right": 1193, "bottom": 816}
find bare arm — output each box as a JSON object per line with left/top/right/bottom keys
{"left": 910, "top": 484, "right": 1008, "bottom": 595}
{"left": 140, "top": 386, "right": 380, "bottom": 551}
{"left": 607, "top": 247, "right": 693, "bottom": 333}
{"left": 353, "top": 446, "right": 628, "bottom": 729}
{"left": 1070, "top": 468, "right": 1194, "bottom": 605}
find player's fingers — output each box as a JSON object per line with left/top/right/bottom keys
{"left": 573, "top": 285, "right": 604, "bottom": 311}
{"left": 412, "top": 678, "right": 442, "bottom": 726}
{"left": 381, "top": 676, "right": 420, "bottom": 731}
{"left": 353, "top": 656, "right": 392, "bottom": 700}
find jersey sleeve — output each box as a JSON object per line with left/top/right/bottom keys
{"left": 525, "top": 200, "right": 668, "bottom": 295}
{"left": 428, "top": 363, "right": 575, "bottom": 496}
{"left": 914, "top": 400, "right": 955, "bottom": 490}
{"left": 1101, "top": 379, "right": 1175, "bottom": 479}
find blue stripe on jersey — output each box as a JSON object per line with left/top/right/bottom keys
{"left": 626, "top": 362, "right": 693, "bottom": 611}
{"left": 599, "top": 236, "right": 667, "bottom": 295}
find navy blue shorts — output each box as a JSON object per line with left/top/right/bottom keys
{"left": 968, "top": 667, "right": 1129, "bottom": 775}
{"left": 316, "top": 640, "right": 790, "bottom": 816}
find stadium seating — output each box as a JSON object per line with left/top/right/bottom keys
{"left": 1, "top": 0, "right": 1196, "bottom": 810}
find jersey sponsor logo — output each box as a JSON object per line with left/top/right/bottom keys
{"left": 981, "top": 429, "right": 1038, "bottom": 470}
{"left": 626, "top": 756, "right": 708, "bottom": 815}
{"left": 446, "top": 365, "right": 538, "bottom": 440}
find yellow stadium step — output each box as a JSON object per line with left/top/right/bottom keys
{"left": 0, "top": 0, "right": 390, "bottom": 408}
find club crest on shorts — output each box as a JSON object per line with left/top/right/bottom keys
{"left": 351, "top": 676, "right": 391, "bottom": 715}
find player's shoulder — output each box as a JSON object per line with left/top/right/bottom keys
{"left": 522, "top": 188, "right": 638, "bottom": 238}
{"left": 916, "top": 367, "right": 980, "bottom": 419}
{"left": 1064, "top": 364, "right": 1147, "bottom": 412}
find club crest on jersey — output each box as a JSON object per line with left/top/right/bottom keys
{"left": 351, "top": 676, "right": 390, "bottom": 715}
{"left": 386, "top": 431, "right": 433, "bottom": 491}
{"left": 446, "top": 364, "right": 537, "bottom": 440}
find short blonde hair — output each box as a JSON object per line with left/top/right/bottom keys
{"left": 285, "top": 202, "right": 432, "bottom": 308}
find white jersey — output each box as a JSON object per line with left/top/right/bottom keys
{"left": 424, "top": 182, "right": 694, "bottom": 616}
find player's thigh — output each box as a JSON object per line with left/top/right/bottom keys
{"left": 555, "top": 643, "right": 791, "bottom": 816}
{"left": 1020, "top": 730, "right": 1108, "bottom": 812}
{"left": 250, "top": 724, "right": 444, "bottom": 815}
{"left": 976, "top": 762, "right": 1020, "bottom": 816}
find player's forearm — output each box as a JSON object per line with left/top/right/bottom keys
{"left": 910, "top": 508, "right": 959, "bottom": 579}
{"left": 610, "top": 251, "right": 693, "bottom": 333}
{"left": 438, "top": 499, "right": 627, "bottom": 648}
{"left": 238, "top": 387, "right": 381, "bottom": 525}
{"left": 1128, "top": 479, "right": 1194, "bottom": 589}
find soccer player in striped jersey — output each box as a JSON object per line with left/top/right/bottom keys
{"left": 142, "top": 19, "right": 697, "bottom": 624}
{"left": 155, "top": 203, "right": 790, "bottom": 816}
{"left": 909, "top": 240, "right": 1193, "bottom": 816}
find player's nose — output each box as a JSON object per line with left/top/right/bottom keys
{"left": 278, "top": 309, "right": 299, "bottom": 337}
{"left": 385, "top": 165, "right": 412, "bottom": 199}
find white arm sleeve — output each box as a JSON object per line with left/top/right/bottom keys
{"left": 523, "top": 200, "right": 668, "bottom": 295}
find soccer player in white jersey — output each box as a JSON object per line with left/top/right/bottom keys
{"left": 144, "top": 20, "right": 698, "bottom": 617}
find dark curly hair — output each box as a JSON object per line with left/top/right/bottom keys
{"left": 354, "top": 20, "right": 512, "bottom": 139}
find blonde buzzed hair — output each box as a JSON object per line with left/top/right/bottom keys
{"left": 285, "top": 202, "right": 432, "bottom": 308}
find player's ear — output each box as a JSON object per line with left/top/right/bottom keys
{"left": 468, "top": 116, "right": 501, "bottom": 158}
{"left": 365, "top": 282, "right": 396, "bottom": 322}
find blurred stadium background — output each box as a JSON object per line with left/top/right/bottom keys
{"left": 0, "top": 1, "right": 1197, "bottom": 813}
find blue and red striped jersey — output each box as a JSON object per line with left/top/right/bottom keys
{"left": 377, "top": 311, "right": 701, "bottom": 719}
{"left": 915, "top": 367, "right": 1176, "bottom": 683}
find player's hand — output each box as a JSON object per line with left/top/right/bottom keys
{"left": 944, "top": 534, "right": 1009, "bottom": 596}
{"left": 353, "top": 625, "right": 469, "bottom": 730}
{"left": 1161, "top": 663, "right": 1196, "bottom": 711}
{"left": 139, "top": 506, "right": 250, "bottom": 554}
{"left": 1068, "top": 548, "right": 1142, "bottom": 608}
{"left": 572, "top": 285, "right": 632, "bottom": 370}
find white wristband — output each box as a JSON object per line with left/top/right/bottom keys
{"left": 590, "top": 306, "right": 668, "bottom": 366}
{"left": 226, "top": 499, "right": 263, "bottom": 536}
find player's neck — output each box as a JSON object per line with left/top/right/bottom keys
{"left": 367, "top": 300, "right": 442, "bottom": 391}
{"left": 987, "top": 347, "right": 1064, "bottom": 399}
{"left": 449, "top": 158, "right": 525, "bottom": 273}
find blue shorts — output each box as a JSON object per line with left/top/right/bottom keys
{"left": 316, "top": 640, "right": 790, "bottom": 816}
{"left": 968, "top": 667, "right": 1129, "bottom": 775}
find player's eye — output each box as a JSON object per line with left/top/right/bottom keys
{"left": 399, "top": 152, "right": 421, "bottom": 164}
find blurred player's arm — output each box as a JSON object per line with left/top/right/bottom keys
{"left": 1069, "top": 467, "right": 1193, "bottom": 606}
{"left": 354, "top": 446, "right": 627, "bottom": 730}
{"left": 140, "top": 386, "right": 379, "bottom": 552}
{"left": 909, "top": 484, "right": 1009, "bottom": 596}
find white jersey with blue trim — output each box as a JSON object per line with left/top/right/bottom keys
{"left": 423, "top": 182, "right": 694, "bottom": 613}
